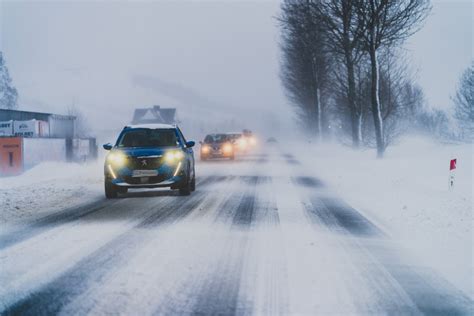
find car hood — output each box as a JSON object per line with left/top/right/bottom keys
{"left": 204, "top": 142, "right": 225, "bottom": 146}
{"left": 113, "top": 147, "right": 178, "bottom": 157}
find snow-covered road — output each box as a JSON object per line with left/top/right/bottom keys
{"left": 0, "top": 147, "right": 472, "bottom": 315}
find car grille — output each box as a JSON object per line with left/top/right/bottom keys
{"left": 123, "top": 175, "right": 169, "bottom": 184}
{"left": 127, "top": 157, "right": 163, "bottom": 170}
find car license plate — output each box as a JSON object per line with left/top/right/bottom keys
{"left": 132, "top": 170, "right": 158, "bottom": 177}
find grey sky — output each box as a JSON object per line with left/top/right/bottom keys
{"left": 1, "top": 0, "right": 291, "bottom": 135}
{"left": 0, "top": 0, "right": 472, "bottom": 134}
{"left": 406, "top": 0, "right": 472, "bottom": 110}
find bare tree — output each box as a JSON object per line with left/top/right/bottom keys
{"left": 0, "top": 52, "right": 18, "bottom": 110}
{"left": 279, "top": 0, "right": 332, "bottom": 141}
{"left": 453, "top": 62, "right": 474, "bottom": 141}
{"left": 357, "top": 0, "right": 431, "bottom": 157}
{"left": 417, "top": 108, "right": 451, "bottom": 139}
{"left": 313, "top": 0, "right": 366, "bottom": 147}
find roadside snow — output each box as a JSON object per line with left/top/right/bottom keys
{"left": 0, "top": 162, "right": 103, "bottom": 225}
{"left": 297, "top": 137, "right": 473, "bottom": 298}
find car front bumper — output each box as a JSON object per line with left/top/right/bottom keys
{"left": 105, "top": 162, "right": 186, "bottom": 188}
{"left": 113, "top": 177, "right": 183, "bottom": 188}
{"left": 201, "top": 150, "right": 233, "bottom": 158}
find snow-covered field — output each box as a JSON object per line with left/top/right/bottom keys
{"left": 0, "top": 139, "right": 474, "bottom": 311}
{"left": 298, "top": 137, "right": 473, "bottom": 298}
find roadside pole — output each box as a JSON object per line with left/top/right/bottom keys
{"left": 448, "top": 158, "right": 456, "bottom": 190}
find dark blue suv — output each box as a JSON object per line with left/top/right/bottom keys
{"left": 103, "top": 124, "right": 196, "bottom": 198}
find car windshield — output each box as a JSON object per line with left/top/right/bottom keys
{"left": 227, "top": 134, "right": 241, "bottom": 140}
{"left": 117, "top": 129, "right": 178, "bottom": 148}
{"left": 204, "top": 134, "right": 229, "bottom": 143}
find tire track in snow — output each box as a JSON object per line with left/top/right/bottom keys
{"left": 1, "top": 176, "right": 227, "bottom": 315}
{"left": 292, "top": 176, "right": 324, "bottom": 188}
{"left": 0, "top": 198, "right": 113, "bottom": 250}
{"left": 363, "top": 242, "right": 474, "bottom": 315}
{"left": 45, "top": 176, "right": 242, "bottom": 316}
{"left": 302, "top": 191, "right": 472, "bottom": 314}
{"left": 0, "top": 176, "right": 222, "bottom": 251}
{"left": 187, "top": 175, "right": 289, "bottom": 315}
{"left": 188, "top": 176, "right": 259, "bottom": 315}
{"left": 282, "top": 153, "right": 301, "bottom": 165}
{"left": 280, "top": 148, "right": 472, "bottom": 314}
{"left": 304, "top": 196, "right": 383, "bottom": 237}
{"left": 2, "top": 197, "right": 206, "bottom": 315}
{"left": 245, "top": 175, "right": 289, "bottom": 315}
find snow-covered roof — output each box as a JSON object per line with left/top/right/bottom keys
{"left": 125, "top": 123, "right": 176, "bottom": 129}
{"left": 131, "top": 106, "right": 178, "bottom": 125}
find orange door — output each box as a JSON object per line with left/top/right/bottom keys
{"left": 0, "top": 137, "right": 23, "bottom": 176}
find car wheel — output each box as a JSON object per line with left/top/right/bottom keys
{"left": 200, "top": 155, "right": 207, "bottom": 161}
{"left": 179, "top": 165, "right": 192, "bottom": 196}
{"left": 190, "top": 174, "right": 196, "bottom": 192}
{"left": 105, "top": 180, "right": 118, "bottom": 199}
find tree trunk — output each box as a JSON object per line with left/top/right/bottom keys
{"left": 316, "top": 87, "right": 323, "bottom": 142}
{"left": 346, "top": 56, "right": 360, "bottom": 147}
{"left": 311, "top": 54, "right": 323, "bottom": 142}
{"left": 357, "top": 113, "right": 363, "bottom": 145}
{"left": 369, "top": 45, "right": 385, "bottom": 157}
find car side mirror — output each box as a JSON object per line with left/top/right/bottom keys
{"left": 103, "top": 143, "right": 113, "bottom": 150}
{"left": 186, "top": 141, "right": 195, "bottom": 148}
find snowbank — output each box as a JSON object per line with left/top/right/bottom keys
{"left": 297, "top": 137, "right": 473, "bottom": 298}
{"left": 0, "top": 162, "right": 103, "bottom": 225}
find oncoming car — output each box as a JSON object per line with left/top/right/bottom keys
{"left": 200, "top": 134, "right": 234, "bottom": 160}
{"left": 226, "top": 133, "right": 248, "bottom": 152}
{"left": 242, "top": 129, "right": 257, "bottom": 147}
{"left": 103, "top": 124, "right": 196, "bottom": 198}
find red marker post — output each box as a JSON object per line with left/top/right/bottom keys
{"left": 449, "top": 158, "right": 457, "bottom": 189}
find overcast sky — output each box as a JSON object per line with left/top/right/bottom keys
{"left": 0, "top": 0, "right": 472, "bottom": 134}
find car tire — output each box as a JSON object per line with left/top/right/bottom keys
{"left": 229, "top": 154, "right": 235, "bottom": 160}
{"left": 105, "top": 180, "right": 118, "bottom": 199}
{"left": 179, "top": 165, "right": 192, "bottom": 196}
{"left": 179, "top": 184, "right": 191, "bottom": 196}
{"left": 190, "top": 174, "right": 196, "bottom": 192}
{"left": 200, "top": 155, "right": 207, "bottom": 161}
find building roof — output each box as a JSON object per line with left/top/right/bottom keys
{"left": 131, "top": 106, "right": 177, "bottom": 125}
{"left": 0, "top": 109, "right": 75, "bottom": 121}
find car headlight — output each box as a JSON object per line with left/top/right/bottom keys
{"left": 201, "top": 145, "right": 211, "bottom": 154}
{"left": 249, "top": 137, "right": 257, "bottom": 146}
{"left": 107, "top": 152, "right": 127, "bottom": 167}
{"left": 238, "top": 138, "right": 247, "bottom": 149}
{"left": 165, "top": 150, "right": 184, "bottom": 163}
{"left": 223, "top": 143, "right": 233, "bottom": 154}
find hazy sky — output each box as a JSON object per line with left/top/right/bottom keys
{"left": 406, "top": 0, "right": 472, "bottom": 110}
{"left": 0, "top": 0, "right": 472, "bottom": 134}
